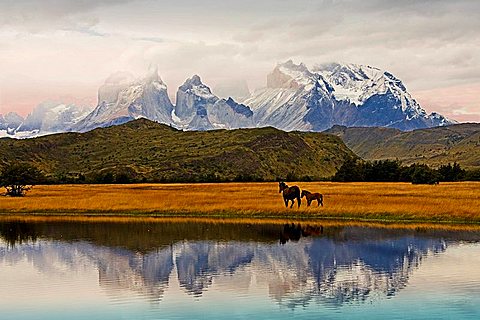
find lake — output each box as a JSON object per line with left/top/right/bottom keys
{"left": 1, "top": 218, "right": 480, "bottom": 319}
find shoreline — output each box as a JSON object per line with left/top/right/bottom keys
{"left": 1, "top": 211, "right": 480, "bottom": 229}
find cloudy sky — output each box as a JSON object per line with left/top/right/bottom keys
{"left": 1, "top": 0, "right": 479, "bottom": 121}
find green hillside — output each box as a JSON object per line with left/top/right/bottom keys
{"left": 326, "top": 123, "right": 480, "bottom": 169}
{"left": 0, "top": 119, "right": 354, "bottom": 182}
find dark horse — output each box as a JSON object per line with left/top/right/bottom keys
{"left": 279, "top": 182, "right": 301, "bottom": 208}
{"left": 301, "top": 190, "right": 323, "bottom": 207}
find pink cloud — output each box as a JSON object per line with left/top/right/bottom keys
{"left": 0, "top": 83, "right": 97, "bottom": 117}
{"left": 413, "top": 83, "right": 480, "bottom": 123}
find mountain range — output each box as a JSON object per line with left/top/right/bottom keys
{"left": 0, "top": 60, "right": 455, "bottom": 138}
{"left": 246, "top": 61, "right": 451, "bottom": 131}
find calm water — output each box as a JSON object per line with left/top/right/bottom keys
{"left": 1, "top": 219, "right": 480, "bottom": 320}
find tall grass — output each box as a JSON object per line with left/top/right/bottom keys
{"left": 0, "top": 182, "right": 479, "bottom": 224}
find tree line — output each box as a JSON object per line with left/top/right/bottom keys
{"left": 1, "top": 159, "right": 479, "bottom": 196}
{"left": 332, "top": 157, "right": 479, "bottom": 184}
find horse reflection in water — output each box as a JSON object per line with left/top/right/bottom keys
{"left": 280, "top": 223, "right": 324, "bottom": 244}
{"left": 279, "top": 182, "right": 301, "bottom": 208}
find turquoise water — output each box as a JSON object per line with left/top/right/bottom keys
{"left": 1, "top": 220, "right": 480, "bottom": 319}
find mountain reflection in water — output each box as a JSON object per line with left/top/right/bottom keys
{"left": 1, "top": 220, "right": 478, "bottom": 309}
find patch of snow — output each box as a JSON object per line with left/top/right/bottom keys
{"left": 0, "top": 129, "right": 43, "bottom": 139}
{"left": 313, "top": 63, "right": 387, "bottom": 106}
{"left": 171, "top": 109, "right": 182, "bottom": 124}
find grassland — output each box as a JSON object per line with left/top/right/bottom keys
{"left": 1, "top": 182, "right": 479, "bottom": 225}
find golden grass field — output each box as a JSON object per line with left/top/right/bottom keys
{"left": 0, "top": 182, "right": 479, "bottom": 224}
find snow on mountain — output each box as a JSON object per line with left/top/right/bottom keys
{"left": 0, "top": 112, "right": 25, "bottom": 136}
{"left": 0, "top": 103, "right": 93, "bottom": 138}
{"left": 244, "top": 60, "right": 335, "bottom": 131}
{"left": 174, "top": 75, "right": 254, "bottom": 130}
{"left": 3, "top": 112, "right": 24, "bottom": 127}
{"left": 1, "top": 61, "right": 455, "bottom": 138}
{"left": 244, "top": 60, "right": 453, "bottom": 131}
{"left": 313, "top": 63, "right": 386, "bottom": 106}
{"left": 21, "top": 101, "right": 93, "bottom": 134}
{"left": 174, "top": 75, "right": 217, "bottom": 130}
{"left": 314, "top": 63, "right": 453, "bottom": 128}
{"left": 73, "top": 68, "right": 174, "bottom": 132}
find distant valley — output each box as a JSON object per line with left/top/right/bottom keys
{"left": 326, "top": 123, "right": 480, "bottom": 169}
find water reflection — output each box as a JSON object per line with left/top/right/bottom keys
{"left": 0, "top": 221, "right": 38, "bottom": 248}
{"left": 1, "top": 219, "right": 479, "bottom": 308}
{"left": 176, "top": 241, "right": 255, "bottom": 296}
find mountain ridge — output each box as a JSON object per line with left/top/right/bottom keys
{"left": 0, "top": 118, "right": 354, "bottom": 182}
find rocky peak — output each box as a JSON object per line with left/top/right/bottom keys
{"left": 178, "top": 75, "right": 216, "bottom": 100}
{"left": 224, "top": 98, "right": 253, "bottom": 118}
{"left": 4, "top": 111, "right": 24, "bottom": 124}
{"left": 73, "top": 69, "right": 173, "bottom": 132}
{"left": 267, "top": 60, "right": 318, "bottom": 90}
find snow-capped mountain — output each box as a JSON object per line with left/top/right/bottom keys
{"left": 0, "top": 112, "right": 25, "bottom": 136}
{"left": 21, "top": 101, "right": 92, "bottom": 134}
{"left": 73, "top": 68, "right": 174, "bottom": 132}
{"left": 244, "top": 60, "right": 335, "bottom": 131}
{"left": 244, "top": 60, "right": 453, "bottom": 131}
{"left": 1, "top": 60, "right": 454, "bottom": 138}
{"left": 314, "top": 62, "right": 453, "bottom": 129}
{"left": 0, "top": 103, "right": 92, "bottom": 138}
{"left": 174, "top": 75, "right": 254, "bottom": 130}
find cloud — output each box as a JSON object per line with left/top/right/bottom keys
{"left": 0, "top": 0, "right": 479, "bottom": 120}
{"left": 0, "top": 0, "right": 133, "bottom": 32}
{"left": 414, "top": 84, "right": 480, "bottom": 122}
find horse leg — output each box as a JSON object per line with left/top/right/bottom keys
{"left": 284, "top": 198, "right": 288, "bottom": 208}
{"left": 290, "top": 199, "right": 295, "bottom": 208}
{"left": 297, "top": 196, "right": 301, "bottom": 208}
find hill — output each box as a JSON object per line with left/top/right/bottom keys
{"left": 0, "top": 119, "right": 354, "bottom": 182}
{"left": 326, "top": 123, "right": 480, "bottom": 169}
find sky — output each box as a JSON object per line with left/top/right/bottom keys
{"left": 0, "top": 0, "right": 479, "bottom": 122}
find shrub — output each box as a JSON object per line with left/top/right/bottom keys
{"left": 0, "top": 162, "right": 45, "bottom": 196}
